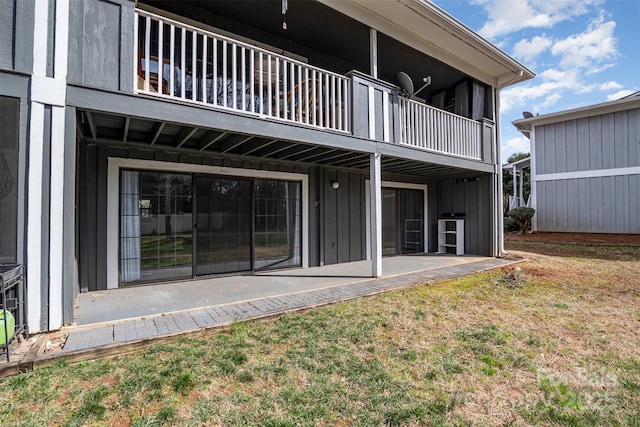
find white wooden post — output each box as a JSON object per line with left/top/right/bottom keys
{"left": 370, "top": 153, "right": 382, "bottom": 277}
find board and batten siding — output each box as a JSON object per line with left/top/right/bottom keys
{"left": 77, "top": 142, "right": 368, "bottom": 291}
{"left": 535, "top": 108, "right": 639, "bottom": 174}
{"left": 533, "top": 106, "right": 640, "bottom": 233}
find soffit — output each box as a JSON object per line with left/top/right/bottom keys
{"left": 318, "top": 0, "right": 534, "bottom": 87}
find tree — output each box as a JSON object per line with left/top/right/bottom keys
{"left": 502, "top": 152, "right": 531, "bottom": 201}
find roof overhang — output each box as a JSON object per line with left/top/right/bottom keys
{"left": 502, "top": 156, "right": 530, "bottom": 171}
{"left": 317, "top": 0, "right": 534, "bottom": 88}
{"left": 513, "top": 92, "right": 640, "bottom": 138}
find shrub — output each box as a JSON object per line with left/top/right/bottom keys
{"left": 506, "top": 207, "right": 535, "bottom": 234}
{"left": 503, "top": 216, "right": 518, "bottom": 232}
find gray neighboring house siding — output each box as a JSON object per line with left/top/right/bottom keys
{"left": 513, "top": 94, "right": 640, "bottom": 234}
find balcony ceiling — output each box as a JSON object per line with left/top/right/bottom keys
{"left": 140, "top": 0, "right": 515, "bottom": 98}
{"left": 76, "top": 109, "right": 485, "bottom": 180}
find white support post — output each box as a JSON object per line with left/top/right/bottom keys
{"left": 370, "top": 153, "right": 382, "bottom": 278}
{"left": 370, "top": 28, "right": 378, "bottom": 79}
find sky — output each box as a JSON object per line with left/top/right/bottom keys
{"left": 433, "top": 0, "right": 640, "bottom": 163}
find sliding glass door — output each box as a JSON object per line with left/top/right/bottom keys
{"left": 195, "top": 176, "right": 252, "bottom": 275}
{"left": 119, "top": 170, "right": 301, "bottom": 285}
{"left": 120, "top": 170, "right": 193, "bottom": 283}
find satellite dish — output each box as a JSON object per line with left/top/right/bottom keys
{"left": 523, "top": 111, "right": 534, "bottom": 118}
{"left": 397, "top": 72, "right": 432, "bottom": 98}
{"left": 397, "top": 72, "right": 414, "bottom": 97}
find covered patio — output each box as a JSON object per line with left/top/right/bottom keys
{"left": 62, "top": 254, "right": 518, "bottom": 352}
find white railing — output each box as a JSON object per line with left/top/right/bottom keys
{"left": 398, "top": 97, "right": 482, "bottom": 160}
{"left": 134, "top": 10, "right": 350, "bottom": 132}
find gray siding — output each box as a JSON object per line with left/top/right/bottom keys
{"left": 0, "top": 0, "right": 35, "bottom": 72}
{"left": 536, "top": 107, "right": 640, "bottom": 174}
{"left": 77, "top": 141, "right": 370, "bottom": 291}
{"left": 436, "top": 175, "right": 493, "bottom": 256}
{"left": 537, "top": 175, "right": 640, "bottom": 233}
{"left": 68, "top": 0, "right": 134, "bottom": 92}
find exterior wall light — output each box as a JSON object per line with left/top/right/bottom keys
{"left": 331, "top": 181, "right": 340, "bottom": 189}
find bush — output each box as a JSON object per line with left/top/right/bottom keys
{"left": 506, "top": 207, "right": 535, "bottom": 234}
{"left": 503, "top": 216, "right": 518, "bottom": 232}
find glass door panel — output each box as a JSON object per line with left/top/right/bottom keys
{"left": 195, "top": 176, "right": 252, "bottom": 275}
{"left": 382, "top": 188, "right": 398, "bottom": 255}
{"left": 400, "top": 189, "right": 424, "bottom": 253}
{"left": 120, "top": 171, "right": 193, "bottom": 284}
{"left": 253, "top": 180, "right": 302, "bottom": 270}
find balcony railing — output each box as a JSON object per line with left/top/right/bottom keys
{"left": 134, "top": 10, "right": 350, "bottom": 132}
{"left": 398, "top": 97, "right": 483, "bottom": 160}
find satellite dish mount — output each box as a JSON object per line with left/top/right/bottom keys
{"left": 398, "top": 72, "right": 432, "bottom": 98}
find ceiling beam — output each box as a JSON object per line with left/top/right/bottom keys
{"left": 84, "top": 111, "right": 97, "bottom": 140}
{"left": 122, "top": 116, "right": 130, "bottom": 143}
{"left": 198, "top": 130, "right": 227, "bottom": 151}
{"left": 219, "top": 134, "right": 255, "bottom": 154}
{"left": 175, "top": 126, "right": 200, "bottom": 148}
{"left": 148, "top": 122, "right": 166, "bottom": 145}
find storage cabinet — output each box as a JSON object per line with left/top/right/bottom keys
{"left": 437, "top": 219, "right": 464, "bottom": 255}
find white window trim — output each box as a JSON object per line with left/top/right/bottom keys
{"left": 364, "top": 180, "right": 429, "bottom": 259}
{"left": 107, "top": 157, "right": 309, "bottom": 290}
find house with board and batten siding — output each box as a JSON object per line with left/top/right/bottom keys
{"left": 0, "top": 0, "right": 533, "bottom": 333}
{"left": 513, "top": 92, "right": 640, "bottom": 234}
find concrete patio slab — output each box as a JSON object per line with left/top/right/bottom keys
{"left": 59, "top": 255, "right": 519, "bottom": 354}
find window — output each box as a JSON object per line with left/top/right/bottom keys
{"left": 0, "top": 96, "right": 19, "bottom": 263}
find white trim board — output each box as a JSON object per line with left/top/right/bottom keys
{"left": 534, "top": 167, "right": 640, "bottom": 182}
{"left": 107, "top": 158, "right": 309, "bottom": 290}
{"left": 365, "top": 180, "right": 429, "bottom": 259}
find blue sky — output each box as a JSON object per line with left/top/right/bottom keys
{"left": 433, "top": 0, "right": 640, "bottom": 162}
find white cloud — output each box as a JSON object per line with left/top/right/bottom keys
{"left": 512, "top": 36, "right": 553, "bottom": 63}
{"left": 472, "top": 0, "right": 603, "bottom": 39}
{"left": 499, "top": 68, "right": 587, "bottom": 113}
{"left": 606, "top": 89, "right": 635, "bottom": 101}
{"left": 550, "top": 16, "right": 617, "bottom": 70}
{"left": 501, "top": 135, "right": 531, "bottom": 161}
{"left": 599, "top": 81, "right": 622, "bottom": 91}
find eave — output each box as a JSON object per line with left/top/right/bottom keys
{"left": 317, "top": 0, "right": 534, "bottom": 88}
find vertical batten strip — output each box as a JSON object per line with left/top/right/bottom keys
{"left": 274, "top": 57, "right": 280, "bottom": 118}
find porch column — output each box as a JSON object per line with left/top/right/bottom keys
{"left": 370, "top": 152, "right": 382, "bottom": 277}
{"left": 26, "top": 0, "right": 70, "bottom": 333}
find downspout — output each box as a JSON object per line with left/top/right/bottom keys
{"left": 495, "top": 70, "right": 524, "bottom": 257}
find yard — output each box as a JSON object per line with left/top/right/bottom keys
{"left": 1, "top": 237, "right": 639, "bottom": 426}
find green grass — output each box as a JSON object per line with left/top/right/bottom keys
{"left": 1, "top": 242, "right": 639, "bottom": 425}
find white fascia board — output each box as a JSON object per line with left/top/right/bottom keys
{"left": 513, "top": 96, "right": 640, "bottom": 131}
{"left": 317, "top": 0, "right": 533, "bottom": 87}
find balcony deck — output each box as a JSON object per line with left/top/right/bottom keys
{"left": 134, "top": 9, "right": 494, "bottom": 164}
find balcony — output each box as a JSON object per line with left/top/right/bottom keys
{"left": 135, "top": 9, "right": 492, "bottom": 162}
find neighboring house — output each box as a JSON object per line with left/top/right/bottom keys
{"left": 513, "top": 92, "right": 640, "bottom": 234}
{"left": 0, "top": 0, "right": 532, "bottom": 333}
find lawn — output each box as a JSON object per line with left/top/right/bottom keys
{"left": 1, "top": 241, "right": 639, "bottom": 426}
